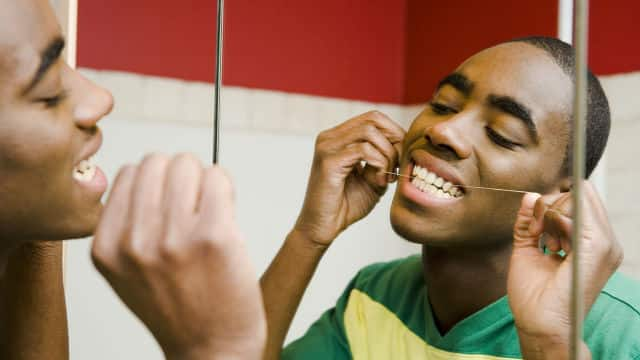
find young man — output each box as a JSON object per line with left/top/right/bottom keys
{"left": 261, "top": 37, "right": 640, "bottom": 359}
{"left": 0, "top": 1, "right": 265, "bottom": 359}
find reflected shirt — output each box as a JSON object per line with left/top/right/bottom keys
{"left": 282, "top": 255, "right": 640, "bottom": 360}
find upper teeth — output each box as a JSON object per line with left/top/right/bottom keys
{"left": 73, "top": 158, "right": 97, "bottom": 182}
{"left": 411, "top": 164, "right": 462, "bottom": 198}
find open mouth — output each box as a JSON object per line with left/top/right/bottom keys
{"left": 410, "top": 163, "right": 464, "bottom": 199}
{"left": 73, "top": 157, "right": 98, "bottom": 183}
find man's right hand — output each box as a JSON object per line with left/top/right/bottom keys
{"left": 293, "top": 111, "right": 406, "bottom": 247}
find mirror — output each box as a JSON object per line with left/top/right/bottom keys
{"left": 59, "top": 1, "right": 638, "bottom": 359}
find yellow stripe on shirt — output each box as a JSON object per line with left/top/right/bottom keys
{"left": 343, "top": 289, "right": 521, "bottom": 360}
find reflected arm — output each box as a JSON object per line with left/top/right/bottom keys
{"left": 260, "top": 230, "right": 327, "bottom": 360}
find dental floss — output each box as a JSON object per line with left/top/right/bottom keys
{"left": 382, "top": 170, "right": 529, "bottom": 195}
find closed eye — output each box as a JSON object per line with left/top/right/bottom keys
{"left": 39, "top": 91, "right": 68, "bottom": 108}
{"left": 429, "top": 102, "right": 457, "bottom": 116}
{"left": 485, "top": 126, "right": 521, "bottom": 150}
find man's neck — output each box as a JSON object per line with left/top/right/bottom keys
{"left": 0, "top": 239, "right": 22, "bottom": 278}
{"left": 421, "top": 243, "right": 512, "bottom": 335}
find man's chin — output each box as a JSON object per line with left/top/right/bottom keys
{"left": 50, "top": 208, "right": 101, "bottom": 240}
{"left": 389, "top": 202, "right": 460, "bottom": 246}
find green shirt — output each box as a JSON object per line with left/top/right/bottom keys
{"left": 283, "top": 255, "right": 640, "bottom": 359}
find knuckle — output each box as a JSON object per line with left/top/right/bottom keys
{"left": 157, "top": 241, "right": 186, "bottom": 265}
{"left": 205, "top": 166, "right": 236, "bottom": 200}
{"left": 142, "top": 152, "right": 168, "bottom": 165}
{"left": 117, "top": 164, "right": 136, "bottom": 177}
{"left": 90, "top": 243, "right": 108, "bottom": 269}
{"left": 607, "top": 241, "right": 624, "bottom": 268}
{"left": 363, "top": 123, "right": 378, "bottom": 139}
{"left": 173, "top": 152, "right": 201, "bottom": 167}
{"left": 207, "top": 166, "right": 233, "bottom": 188}
{"left": 367, "top": 110, "right": 383, "bottom": 119}
{"left": 120, "top": 237, "right": 152, "bottom": 267}
{"left": 195, "top": 222, "right": 241, "bottom": 249}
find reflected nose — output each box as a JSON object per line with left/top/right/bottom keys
{"left": 72, "top": 71, "right": 114, "bottom": 130}
{"left": 424, "top": 116, "right": 472, "bottom": 160}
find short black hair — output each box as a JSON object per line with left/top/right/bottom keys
{"left": 509, "top": 36, "right": 611, "bottom": 178}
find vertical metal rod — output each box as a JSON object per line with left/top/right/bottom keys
{"left": 571, "top": 0, "right": 589, "bottom": 358}
{"left": 213, "top": 0, "right": 224, "bottom": 164}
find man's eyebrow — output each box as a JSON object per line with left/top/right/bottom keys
{"left": 22, "top": 37, "right": 65, "bottom": 94}
{"left": 436, "top": 72, "right": 474, "bottom": 97}
{"left": 488, "top": 94, "right": 538, "bottom": 142}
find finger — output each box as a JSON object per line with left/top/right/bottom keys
{"left": 543, "top": 208, "right": 573, "bottom": 253}
{"left": 358, "top": 124, "right": 399, "bottom": 173}
{"left": 530, "top": 192, "right": 566, "bottom": 235}
{"left": 163, "top": 154, "right": 203, "bottom": 239}
{"left": 338, "top": 111, "right": 406, "bottom": 142}
{"left": 197, "top": 166, "right": 235, "bottom": 228}
{"left": 129, "top": 154, "right": 171, "bottom": 247}
{"left": 542, "top": 233, "right": 563, "bottom": 253}
{"left": 360, "top": 110, "right": 406, "bottom": 143}
{"left": 92, "top": 165, "right": 137, "bottom": 270}
{"left": 324, "top": 111, "right": 405, "bottom": 153}
{"left": 333, "top": 120, "right": 400, "bottom": 171}
{"left": 512, "top": 192, "right": 541, "bottom": 249}
{"left": 344, "top": 142, "right": 390, "bottom": 188}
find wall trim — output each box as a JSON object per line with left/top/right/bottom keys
{"left": 81, "top": 68, "right": 640, "bottom": 135}
{"left": 81, "top": 68, "right": 423, "bottom": 135}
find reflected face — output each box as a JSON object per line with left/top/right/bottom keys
{"left": 390, "top": 42, "right": 572, "bottom": 248}
{"left": 0, "top": 0, "right": 114, "bottom": 242}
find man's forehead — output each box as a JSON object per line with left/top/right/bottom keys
{"left": 0, "top": 0, "right": 61, "bottom": 88}
{"left": 452, "top": 43, "right": 572, "bottom": 117}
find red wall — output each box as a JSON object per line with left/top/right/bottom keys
{"left": 589, "top": 0, "right": 640, "bottom": 75}
{"left": 78, "top": 1, "right": 640, "bottom": 105}
{"left": 404, "top": 0, "right": 558, "bottom": 104}
{"left": 78, "top": 0, "right": 407, "bottom": 104}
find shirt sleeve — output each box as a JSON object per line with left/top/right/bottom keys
{"left": 281, "top": 275, "right": 358, "bottom": 360}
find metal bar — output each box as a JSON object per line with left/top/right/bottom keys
{"left": 213, "top": 0, "right": 224, "bottom": 164}
{"left": 571, "top": 0, "right": 589, "bottom": 358}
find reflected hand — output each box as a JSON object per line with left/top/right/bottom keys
{"left": 92, "top": 154, "right": 266, "bottom": 360}
{"left": 293, "top": 111, "right": 405, "bottom": 246}
{"left": 507, "top": 182, "right": 623, "bottom": 359}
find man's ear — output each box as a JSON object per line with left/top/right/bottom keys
{"left": 557, "top": 176, "right": 572, "bottom": 193}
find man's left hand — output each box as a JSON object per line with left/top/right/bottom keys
{"left": 507, "top": 181, "right": 623, "bottom": 360}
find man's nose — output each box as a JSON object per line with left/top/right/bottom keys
{"left": 424, "top": 114, "right": 473, "bottom": 160}
{"left": 72, "top": 70, "right": 114, "bottom": 130}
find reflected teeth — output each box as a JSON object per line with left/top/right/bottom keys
{"left": 411, "top": 164, "right": 463, "bottom": 198}
{"left": 73, "top": 158, "right": 97, "bottom": 182}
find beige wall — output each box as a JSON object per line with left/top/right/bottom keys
{"left": 601, "top": 72, "right": 640, "bottom": 277}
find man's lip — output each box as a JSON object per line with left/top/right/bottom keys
{"left": 75, "top": 129, "right": 103, "bottom": 165}
{"left": 409, "top": 149, "right": 466, "bottom": 189}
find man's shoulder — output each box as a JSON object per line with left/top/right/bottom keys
{"left": 352, "top": 254, "right": 423, "bottom": 293}
{"left": 586, "top": 272, "right": 640, "bottom": 359}
{"left": 599, "top": 271, "right": 640, "bottom": 317}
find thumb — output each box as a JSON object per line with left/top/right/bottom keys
{"left": 513, "top": 192, "right": 542, "bottom": 249}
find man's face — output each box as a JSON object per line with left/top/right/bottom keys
{"left": 390, "top": 42, "right": 572, "bottom": 248}
{"left": 0, "top": 0, "right": 113, "bottom": 242}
